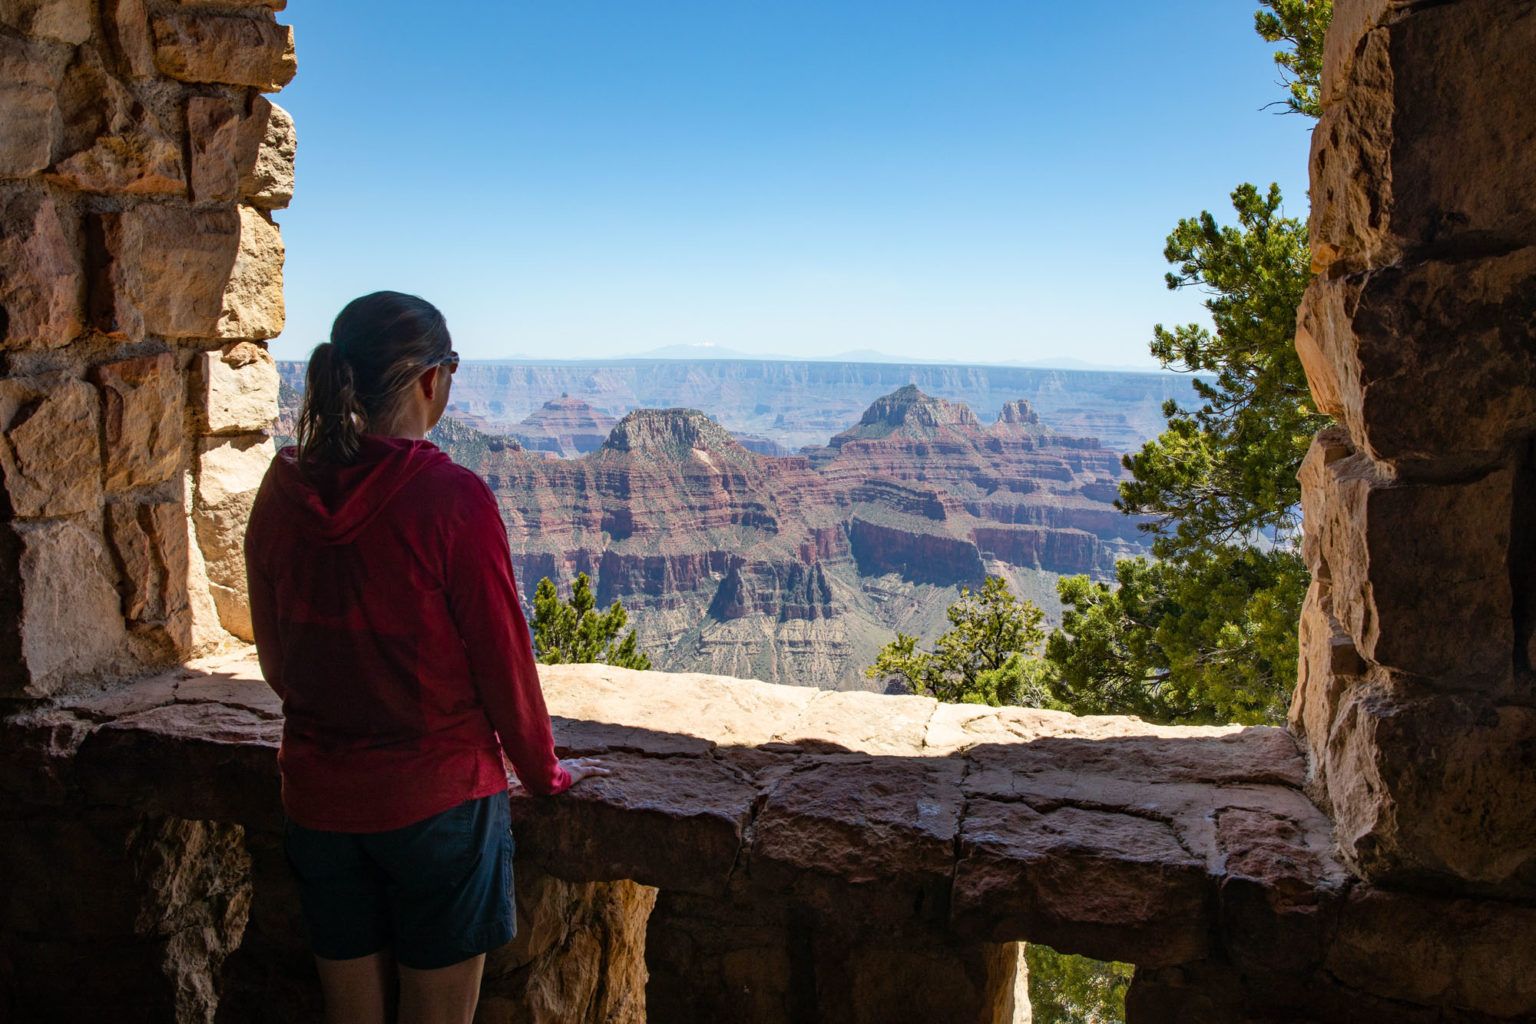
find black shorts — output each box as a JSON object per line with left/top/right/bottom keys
{"left": 284, "top": 792, "right": 515, "bottom": 970}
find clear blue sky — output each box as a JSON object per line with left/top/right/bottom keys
{"left": 271, "top": 1, "right": 1313, "bottom": 367}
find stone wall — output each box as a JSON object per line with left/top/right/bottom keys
{"left": 1291, "top": 0, "right": 1536, "bottom": 900}
{"left": 0, "top": 0, "right": 291, "bottom": 700}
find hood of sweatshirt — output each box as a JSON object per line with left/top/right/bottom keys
{"left": 267, "top": 435, "right": 451, "bottom": 545}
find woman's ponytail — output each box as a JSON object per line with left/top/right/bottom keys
{"left": 295, "top": 341, "right": 367, "bottom": 474}
{"left": 293, "top": 292, "right": 453, "bottom": 475}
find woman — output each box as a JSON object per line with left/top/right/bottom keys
{"left": 244, "top": 291, "right": 607, "bottom": 1024}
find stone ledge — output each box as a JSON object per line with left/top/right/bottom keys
{"left": 7, "top": 654, "right": 1536, "bottom": 1020}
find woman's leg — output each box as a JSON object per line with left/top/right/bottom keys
{"left": 315, "top": 950, "right": 395, "bottom": 1024}
{"left": 398, "top": 954, "right": 486, "bottom": 1024}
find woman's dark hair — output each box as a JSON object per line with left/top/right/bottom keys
{"left": 294, "top": 291, "right": 453, "bottom": 472}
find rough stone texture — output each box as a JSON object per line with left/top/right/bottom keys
{"left": 91, "top": 205, "right": 242, "bottom": 342}
{"left": 187, "top": 94, "right": 242, "bottom": 203}
{"left": 47, "top": 48, "right": 186, "bottom": 197}
{"left": 1, "top": 515, "right": 126, "bottom": 697}
{"left": 192, "top": 435, "right": 273, "bottom": 642}
{"left": 150, "top": 11, "right": 296, "bottom": 91}
{"left": 478, "top": 866, "right": 656, "bottom": 1024}
{"left": 5, "top": 658, "right": 1533, "bottom": 1022}
{"left": 1309, "top": 0, "right": 1536, "bottom": 278}
{"left": 0, "top": 376, "right": 102, "bottom": 518}
{"left": 1296, "top": 0, "right": 1536, "bottom": 909}
{"left": 217, "top": 205, "right": 284, "bottom": 341}
{"left": 235, "top": 96, "right": 294, "bottom": 209}
{"left": 89, "top": 352, "right": 184, "bottom": 492}
{"left": 0, "top": 34, "right": 64, "bottom": 178}
{"left": 196, "top": 341, "right": 278, "bottom": 435}
{"left": 105, "top": 500, "right": 191, "bottom": 655}
{"left": 0, "top": 188, "right": 84, "bottom": 350}
{"left": 1298, "top": 248, "right": 1536, "bottom": 476}
{"left": 0, "top": 0, "right": 93, "bottom": 45}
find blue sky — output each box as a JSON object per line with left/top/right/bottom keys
{"left": 271, "top": 1, "right": 1313, "bottom": 367}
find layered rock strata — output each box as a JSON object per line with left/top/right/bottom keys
{"left": 436, "top": 387, "right": 1148, "bottom": 689}
{"left": 1292, "top": 0, "right": 1536, "bottom": 901}
{"left": 0, "top": 0, "right": 292, "bottom": 699}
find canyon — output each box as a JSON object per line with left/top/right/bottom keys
{"left": 277, "top": 378, "right": 1156, "bottom": 690}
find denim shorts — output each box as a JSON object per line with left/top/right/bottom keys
{"left": 284, "top": 792, "right": 515, "bottom": 970}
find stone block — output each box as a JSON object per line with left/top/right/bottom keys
{"left": 193, "top": 434, "right": 272, "bottom": 642}
{"left": 1288, "top": 580, "right": 1361, "bottom": 812}
{"left": 89, "top": 205, "right": 241, "bottom": 342}
{"left": 196, "top": 341, "right": 278, "bottom": 435}
{"left": 0, "top": 515, "right": 127, "bottom": 698}
{"left": 235, "top": 97, "right": 294, "bottom": 209}
{"left": 150, "top": 12, "right": 296, "bottom": 91}
{"left": 950, "top": 797, "right": 1211, "bottom": 967}
{"left": 106, "top": 0, "right": 156, "bottom": 78}
{"left": 1310, "top": 0, "right": 1536, "bottom": 274}
{"left": 1297, "top": 249, "right": 1536, "bottom": 475}
{"left": 0, "top": 187, "right": 83, "bottom": 350}
{"left": 0, "top": 0, "right": 92, "bottom": 45}
{"left": 217, "top": 205, "right": 284, "bottom": 341}
{"left": 187, "top": 93, "right": 241, "bottom": 203}
{"left": 1300, "top": 432, "right": 1515, "bottom": 689}
{"left": 747, "top": 757, "right": 963, "bottom": 923}
{"left": 105, "top": 500, "right": 191, "bottom": 655}
{"left": 1327, "top": 886, "right": 1536, "bottom": 1019}
{"left": 89, "top": 352, "right": 184, "bottom": 492}
{"left": 47, "top": 52, "right": 185, "bottom": 197}
{"left": 507, "top": 753, "right": 756, "bottom": 896}
{"left": 1326, "top": 680, "right": 1536, "bottom": 897}
{"left": 0, "top": 376, "right": 102, "bottom": 518}
{"left": 0, "top": 34, "right": 64, "bottom": 178}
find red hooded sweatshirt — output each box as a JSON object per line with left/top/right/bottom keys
{"left": 244, "top": 435, "right": 570, "bottom": 832}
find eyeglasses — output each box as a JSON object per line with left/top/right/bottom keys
{"left": 438, "top": 350, "right": 460, "bottom": 375}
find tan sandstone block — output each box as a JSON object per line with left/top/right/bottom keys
{"left": 106, "top": 0, "right": 156, "bottom": 78}
{"left": 187, "top": 94, "right": 241, "bottom": 202}
{"left": 1310, "top": 0, "right": 1536, "bottom": 274}
{"left": 235, "top": 97, "right": 294, "bottom": 209}
{"left": 89, "top": 352, "right": 184, "bottom": 492}
{"left": 217, "top": 205, "right": 284, "bottom": 341}
{"left": 150, "top": 12, "right": 296, "bottom": 91}
{"left": 0, "top": 0, "right": 92, "bottom": 45}
{"left": 47, "top": 49, "right": 185, "bottom": 196}
{"left": 0, "top": 188, "right": 83, "bottom": 349}
{"left": 196, "top": 342, "right": 277, "bottom": 435}
{"left": 1326, "top": 680, "right": 1536, "bottom": 899}
{"left": 90, "top": 205, "right": 241, "bottom": 342}
{"left": 1302, "top": 435, "right": 1515, "bottom": 689}
{"left": 0, "top": 34, "right": 64, "bottom": 178}
{"left": 105, "top": 500, "right": 191, "bottom": 655}
{"left": 0, "top": 377, "right": 101, "bottom": 519}
{"left": 193, "top": 434, "right": 273, "bottom": 641}
{"left": 0, "top": 515, "right": 127, "bottom": 698}
{"left": 1300, "top": 248, "right": 1536, "bottom": 475}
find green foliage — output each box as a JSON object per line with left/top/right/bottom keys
{"left": 532, "top": 572, "right": 652, "bottom": 670}
{"left": 1045, "top": 548, "right": 1308, "bottom": 726}
{"left": 1119, "top": 182, "right": 1326, "bottom": 557}
{"left": 1026, "top": 944, "right": 1133, "bottom": 1024}
{"left": 1047, "top": 183, "right": 1323, "bottom": 727}
{"left": 1254, "top": 0, "right": 1333, "bottom": 117}
{"left": 865, "top": 577, "right": 1051, "bottom": 706}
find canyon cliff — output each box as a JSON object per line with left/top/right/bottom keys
{"left": 408, "top": 384, "right": 1151, "bottom": 689}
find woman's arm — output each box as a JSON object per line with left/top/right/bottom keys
{"left": 446, "top": 480, "right": 572, "bottom": 796}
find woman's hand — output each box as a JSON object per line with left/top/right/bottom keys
{"left": 561, "top": 757, "right": 611, "bottom": 787}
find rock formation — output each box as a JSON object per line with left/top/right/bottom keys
{"left": 506, "top": 394, "right": 618, "bottom": 456}
{"left": 415, "top": 387, "right": 1149, "bottom": 688}
{"left": 282, "top": 358, "right": 1199, "bottom": 454}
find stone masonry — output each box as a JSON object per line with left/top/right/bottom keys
{"left": 3, "top": 0, "right": 1536, "bottom": 1022}
{"left": 1291, "top": 0, "right": 1536, "bottom": 899}
{"left": 0, "top": 0, "right": 290, "bottom": 700}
